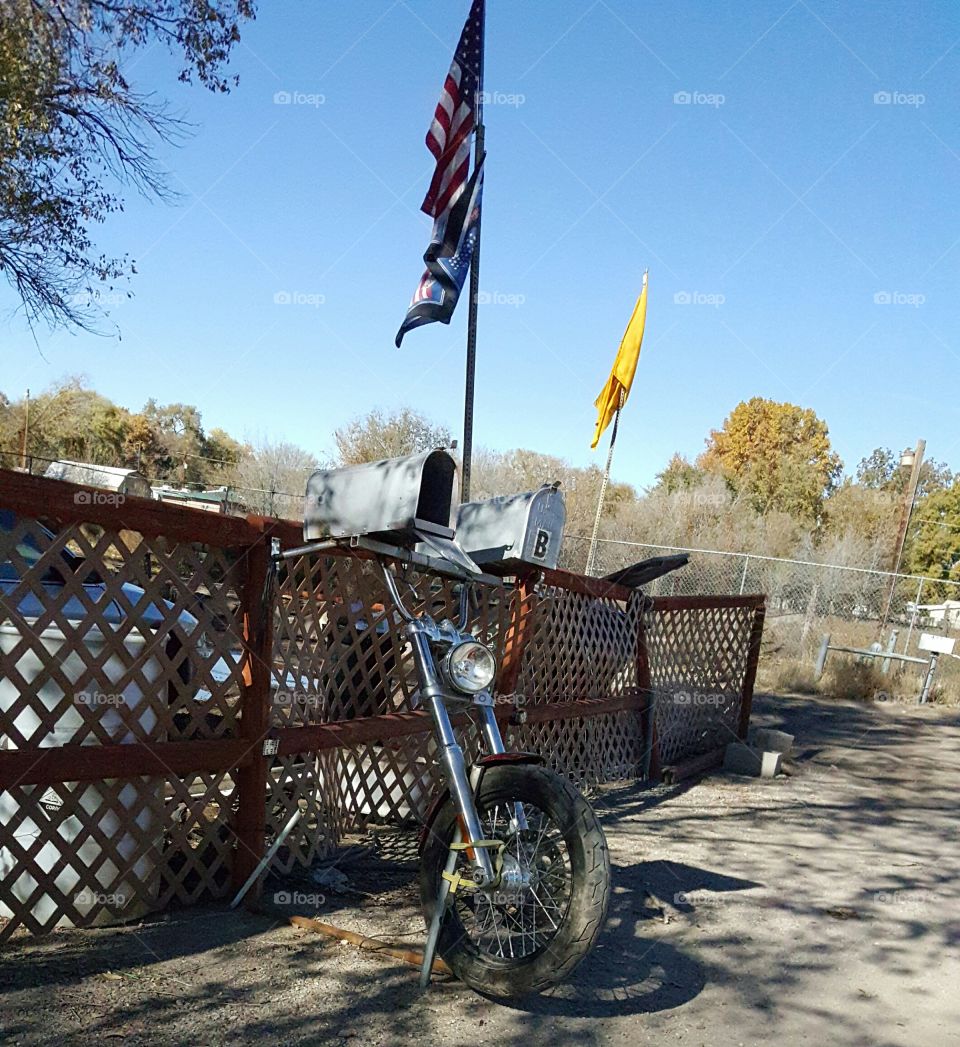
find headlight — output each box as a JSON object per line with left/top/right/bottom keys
{"left": 442, "top": 640, "right": 497, "bottom": 694}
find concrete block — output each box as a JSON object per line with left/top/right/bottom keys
{"left": 723, "top": 742, "right": 762, "bottom": 775}
{"left": 750, "top": 728, "right": 795, "bottom": 755}
{"left": 760, "top": 751, "right": 783, "bottom": 778}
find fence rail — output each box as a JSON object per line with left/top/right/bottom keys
{"left": 0, "top": 470, "right": 764, "bottom": 939}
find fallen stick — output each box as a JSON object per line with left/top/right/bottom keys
{"left": 289, "top": 915, "right": 452, "bottom": 976}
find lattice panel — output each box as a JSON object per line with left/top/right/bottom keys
{"left": 325, "top": 724, "right": 486, "bottom": 834}
{"left": 516, "top": 585, "right": 641, "bottom": 704}
{"left": 0, "top": 508, "right": 248, "bottom": 937}
{"left": 265, "top": 753, "right": 339, "bottom": 873}
{"left": 645, "top": 602, "right": 759, "bottom": 766}
{"left": 0, "top": 517, "right": 248, "bottom": 748}
{"left": 653, "top": 688, "right": 742, "bottom": 766}
{"left": 0, "top": 769, "right": 236, "bottom": 940}
{"left": 510, "top": 709, "right": 645, "bottom": 789}
{"left": 0, "top": 775, "right": 166, "bottom": 938}
{"left": 645, "top": 603, "right": 755, "bottom": 694}
{"left": 159, "top": 771, "right": 236, "bottom": 908}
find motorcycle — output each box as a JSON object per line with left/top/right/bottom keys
{"left": 375, "top": 553, "right": 610, "bottom": 998}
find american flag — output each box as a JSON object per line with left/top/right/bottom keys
{"left": 420, "top": 0, "right": 485, "bottom": 219}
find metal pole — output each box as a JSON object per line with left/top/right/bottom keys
{"left": 880, "top": 439, "right": 925, "bottom": 634}
{"left": 739, "top": 555, "right": 750, "bottom": 595}
{"left": 585, "top": 397, "right": 623, "bottom": 576}
{"left": 920, "top": 655, "right": 938, "bottom": 704}
{"left": 815, "top": 633, "right": 830, "bottom": 678}
{"left": 905, "top": 576, "right": 923, "bottom": 654}
{"left": 229, "top": 807, "right": 302, "bottom": 909}
{"left": 882, "top": 630, "right": 898, "bottom": 674}
{"left": 461, "top": 11, "right": 486, "bottom": 503}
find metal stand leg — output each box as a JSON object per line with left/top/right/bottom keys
{"left": 420, "top": 825, "right": 461, "bottom": 989}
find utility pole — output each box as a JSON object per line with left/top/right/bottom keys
{"left": 20, "top": 389, "right": 30, "bottom": 470}
{"left": 879, "top": 439, "right": 925, "bottom": 635}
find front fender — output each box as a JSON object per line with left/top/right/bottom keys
{"left": 417, "top": 751, "right": 545, "bottom": 854}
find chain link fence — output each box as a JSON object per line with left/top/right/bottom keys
{"left": 567, "top": 535, "right": 960, "bottom": 703}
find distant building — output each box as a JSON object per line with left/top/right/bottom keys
{"left": 44, "top": 460, "right": 152, "bottom": 499}
{"left": 151, "top": 485, "right": 243, "bottom": 515}
{"left": 917, "top": 601, "right": 960, "bottom": 629}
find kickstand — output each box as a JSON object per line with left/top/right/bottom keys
{"left": 419, "top": 825, "right": 462, "bottom": 989}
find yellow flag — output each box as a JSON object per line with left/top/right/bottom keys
{"left": 590, "top": 271, "right": 648, "bottom": 449}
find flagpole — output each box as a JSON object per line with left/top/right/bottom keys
{"left": 585, "top": 390, "right": 624, "bottom": 577}
{"left": 461, "top": 5, "right": 485, "bottom": 502}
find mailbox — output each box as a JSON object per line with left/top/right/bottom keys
{"left": 304, "top": 449, "right": 459, "bottom": 544}
{"left": 451, "top": 484, "right": 566, "bottom": 573}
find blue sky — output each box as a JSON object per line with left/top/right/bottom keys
{"left": 3, "top": 0, "right": 960, "bottom": 489}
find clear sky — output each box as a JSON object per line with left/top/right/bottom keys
{"left": 3, "top": 0, "right": 959, "bottom": 488}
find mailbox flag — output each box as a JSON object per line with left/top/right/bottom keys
{"left": 396, "top": 159, "right": 484, "bottom": 347}
{"left": 591, "top": 271, "right": 648, "bottom": 449}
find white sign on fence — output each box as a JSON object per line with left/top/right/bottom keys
{"left": 918, "top": 633, "right": 956, "bottom": 655}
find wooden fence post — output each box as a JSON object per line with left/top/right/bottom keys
{"left": 738, "top": 602, "right": 766, "bottom": 739}
{"left": 636, "top": 598, "right": 660, "bottom": 781}
{"left": 231, "top": 528, "right": 275, "bottom": 903}
{"left": 495, "top": 574, "right": 538, "bottom": 721}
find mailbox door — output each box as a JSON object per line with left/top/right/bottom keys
{"left": 519, "top": 488, "right": 565, "bottom": 569}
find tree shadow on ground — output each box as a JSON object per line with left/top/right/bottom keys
{"left": 493, "top": 859, "right": 760, "bottom": 1019}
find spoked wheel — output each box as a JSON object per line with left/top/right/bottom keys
{"left": 420, "top": 764, "right": 610, "bottom": 998}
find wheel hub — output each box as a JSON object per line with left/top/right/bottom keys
{"left": 491, "top": 852, "right": 531, "bottom": 904}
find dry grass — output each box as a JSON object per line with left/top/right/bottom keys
{"left": 821, "top": 660, "right": 891, "bottom": 702}
{"left": 759, "top": 658, "right": 819, "bottom": 695}
{"left": 757, "top": 613, "right": 960, "bottom": 705}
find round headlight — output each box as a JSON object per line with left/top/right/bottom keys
{"left": 443, "top": 640, "right": 497, "bottom": 694}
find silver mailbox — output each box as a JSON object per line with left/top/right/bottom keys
{"left": 452, "top": 484, "right": 565, "bottom": 574}
{"left": 304, "top": 449, "right": 460, "bottom": 544}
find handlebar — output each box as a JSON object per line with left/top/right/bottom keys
{"left": 381, "top": 561, "right": 472, "bottom": 631}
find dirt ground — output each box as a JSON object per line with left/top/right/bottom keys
{"left": 2, "top": 693, "right": 959, "bottom": 1047}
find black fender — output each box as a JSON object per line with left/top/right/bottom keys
{"left": 417, "top": 752, "right": 545, "bottom": 854}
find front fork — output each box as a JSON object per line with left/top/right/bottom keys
{"left": 407, "top": 622, "right": 502, "bottom": 888}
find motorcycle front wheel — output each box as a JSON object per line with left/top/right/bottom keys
{"left": 419, "top": 763, "right": 610, "bottom": 998}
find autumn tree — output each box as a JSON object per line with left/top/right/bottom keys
{"left": 700, "top": 398, "right": 842, "bottom": 522}
{"left": 0, "top": 0, "right": 255, "bottom": 329}
{"left": 334, "top": 408, "right": 452, "bottom": 466}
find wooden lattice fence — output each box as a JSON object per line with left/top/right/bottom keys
{"left": 0, "top": 469, "right": 764, "bottom": 940}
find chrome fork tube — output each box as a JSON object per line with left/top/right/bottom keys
{"left": 406, "top": 623, "right": 495, "bottom": 885}
{"left": 477, "top": 702, "right": 528, "bottom": 831}
{"left": 478, "top": 702, "right": 505, "bottom": 754}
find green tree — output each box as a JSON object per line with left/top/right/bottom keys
{"left": 0, "top": 377, "right": 128, "bottom": 465}
{"left": 700, "top": 398, "right": 842, "bottom": 522}
{"left": 0, "top": 0, "right": 255, "bottom": 329}
{"left": 856, "top": 446, "right": 953, "bottom": 498}
{"left": 654, "top": 453, "right": 705, "bottom": 494}
{"left": 902, "top": 482, "right": 960, "bottom": 598}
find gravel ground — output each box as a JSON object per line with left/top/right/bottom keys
{"left": 2, "top": 693, "right": 958, "bottom": 1047}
